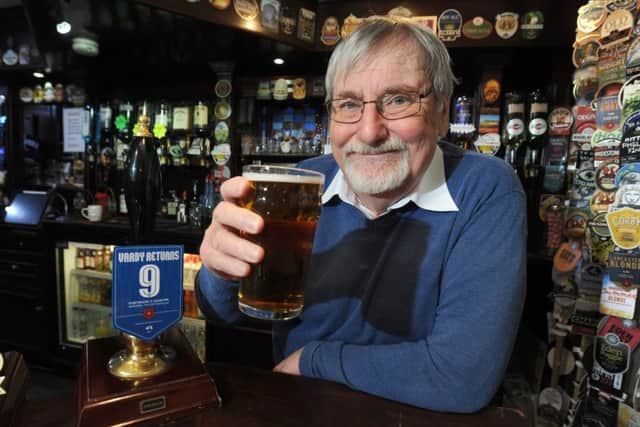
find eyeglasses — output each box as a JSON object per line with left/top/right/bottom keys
{"left": 326, "top": 89, "right": 433, "bottom": 124}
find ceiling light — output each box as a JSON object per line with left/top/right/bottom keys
{"left": 72, "top": 35, "right": 99, "bottom": 57}
{"left": 56, "top": 20, "right": 71, "bottom": 35}
{"left": 273, "top": 57, "right": 284, "bottom": 65}
{"left": 33, "top": 71, "right": 44, "bottom": 79}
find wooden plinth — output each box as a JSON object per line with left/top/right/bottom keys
{"left": 0, "top": 352, "right": 29, "bottom": 427}
{"left": 76, "top": 328, "right": 220, "bottom": 427}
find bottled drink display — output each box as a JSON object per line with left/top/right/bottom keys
{"left": 84, "top": 105, "right": 97, "bottom": 195}
{"left": 97, "top": 103, "right": 116, "bottom": 191}
{"left": 449, "top": 95, "right": 475, "bottom": 150}
{"left": 501, "top": 91, "right": 526, "bottom": 172}
{"left": 524, "top": 88, "right": 549, "bottom": 178}
{"left": 115, "top": 100, "right": 133, "bottom": 170}
{"left": 154, "top": 101, "right": 171, "bottom": 167}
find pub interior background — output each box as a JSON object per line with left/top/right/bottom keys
{"left": 0, "top": 0, "right": 620, "bottom": 424}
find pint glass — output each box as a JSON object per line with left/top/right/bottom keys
{"left": 238, "top": 165, "right": 324, "bottom": 320}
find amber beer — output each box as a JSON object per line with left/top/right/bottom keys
{"left": 239, "top": 165, "right": 324, "bottom": 320}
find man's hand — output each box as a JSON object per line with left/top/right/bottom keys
{"left": 273, "top": 348, "right": 303, "bottom": 375}
{"left": 199, "top": 176, "right": 264, "bottom": 281}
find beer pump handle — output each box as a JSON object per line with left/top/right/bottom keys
{"left": 125, "top": 115, "right": 162, "bottom": 245}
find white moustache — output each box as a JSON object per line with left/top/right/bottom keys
{"left": 344, "top": 138, "right": 408, "bottom": 155}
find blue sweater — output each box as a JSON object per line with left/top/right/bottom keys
{"left": 197, "top": 142, "right": 527, "bottom": 412}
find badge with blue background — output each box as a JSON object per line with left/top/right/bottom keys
{"left": 113, "top": 245, "right": 183, "bottom": 340}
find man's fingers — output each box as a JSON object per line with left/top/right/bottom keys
{"left": 208, "top": 224, "right": 264, "bottom": 265}
{"left": 220, "top": 176, "right": 252, "bottom": 203}
{"left": 214, "top": 201, "right": 263, "bottom": 235}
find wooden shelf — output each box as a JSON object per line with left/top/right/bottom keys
{"left": 71, "top": 268, "right": 112, "bottom": 280}
{"left": 242, "top": 153, "right": 322, "bottom": 164}
{"left": 72, "top": 301, "right": 111, "bottom": 314}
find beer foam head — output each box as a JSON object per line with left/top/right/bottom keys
{"left": 243, "top": 171, "right": 324, "bottom": 185}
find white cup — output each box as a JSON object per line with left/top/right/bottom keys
{"left": 81, "top": 204, "right": 103, "bottom": 222}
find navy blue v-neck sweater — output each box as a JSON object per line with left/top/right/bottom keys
{"left": 197, "top": 142, "right": 526, "bottom": 412}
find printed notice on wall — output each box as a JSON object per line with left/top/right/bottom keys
{"left": 62, "top": 107, "right": 84, "bottom": 153}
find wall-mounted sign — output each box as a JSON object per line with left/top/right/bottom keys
{"left": 292, "top": 78, "right": 306, "bottom": 99}
{"left": 577, "top": 3, "right": 607, "bottom": 33}
{"left": 297, "top": 8, "right": 316, "bottom": 42}
{"left": 600, "top": 9, "right": 633, "bottom": 48}
{"left": 342, "top": 14, "right": 362, "bottom": 39}
{"left": 520, "top": 11, "right": 544, "bottom": 40}
{"left": 495, "top": 12, "right": 518, "bottom": 40}
{"left": 234, "top": 0, "right": 258, "bottom": 20}
{"left": 573, "top": 35, "right": 600, "bottom": 68}
{"left": 260, "top": 0, "right": 280, "bottom": 32}
{"left": 210, "top": 0, "right": 231, "bottom": 10}
{"left": 438, "top": 9, "right": 462, "bottom": 42}
{"left": 462, "top": 16, "right": 492, "bottom": 40}
{"left": 321, "top": 16, "right": 341, "bottom": 46}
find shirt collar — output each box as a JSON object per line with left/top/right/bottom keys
{"left": 321, "top": 145, "right": 459, "bottom": 219}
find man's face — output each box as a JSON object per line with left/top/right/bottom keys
{"left": 329, "top": 38, "right": 449, "bottom": 199}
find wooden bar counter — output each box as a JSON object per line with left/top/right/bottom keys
{"left": 17, "top": 363, "right": 527, "bottom": 427}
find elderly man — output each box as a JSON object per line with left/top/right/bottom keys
{"left": 197, "top": 18, "right": 526, "bottom": 413}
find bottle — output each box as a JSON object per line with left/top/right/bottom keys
{"left": 71, "top": 307, "right": 80, "bottom": 338}
{"left": 104, "top": 246, "right": 113, "bottom": 272}
{"left": 167, "top": 189, "right": 178, "bottom": 218}
{"left": 193, "top": 100, "right": 209, "bottom": 135}
{"left": 154, "top": 101, "right": 171, "bottom": 167}
{"left": 118, "top": 187, "right": 128, "bottom": 215}
{"left": 525, "top": 89, "right": 549, "bottom": 178}
{"left": 78, "top": 308, "right": 88, "bottom": 340}
{"left": 114, "top": 100, "right": 133, "bottom": 170}
{"left": 189, "top": 180, "right": 201, "bottom": 227}
{"left": 124, "top": 103, "right": 162, "bottom": 243}
{"left": 84, "top": 105, "right": 98, "bottom": 195}
{"left": 501, "top": 92, "right": 526, "bottom": 172}
{"left": 2, "top": 37, "right": 17, "bottom": 66}
{"left": 43, "top": 81, "right": 54, "bottom": 102}
{"left": 95, "top": 317, "right": 109, "bottom": 338}
{"left": 76, "top": 248, "right": 86, "bottom": 270}
{"left": 87, "top": 249, "right": 95, "bottom": 270}
{"left": 170, "top": 102, "right": 190, "bottom": 166}
{"left": 201, "top": 174, "right": 213, "bottom": 226}
{"left": 96, "top": 248, "right": 105, "bottom": 272}
{"left": 177, "top": 190, "right": 188, "bottom": 224}
{"left": 450, "top": 95, "right": 475, "bottom": 150}
{"left": 97, "top": 103, "right": 116, "bottom": 190}
{"left": 188, "top": 100, "right": 209, "bottom": 160}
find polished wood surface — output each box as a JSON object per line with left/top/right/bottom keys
{"left": 0, "top": 352, "right": 29, "bottom": 427}
{"left": 18, "top": 362, "right": 527, "bottom": 427}
{"left": 76, "top": 332, "right": 219, "bottom": 426}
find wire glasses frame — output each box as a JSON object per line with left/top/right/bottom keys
{"left": 326, "top": 88, "right": 433, "bottom": 124}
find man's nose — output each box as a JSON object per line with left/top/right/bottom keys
{"left": 356, "top": 103, "right": 389, "bottom": 144}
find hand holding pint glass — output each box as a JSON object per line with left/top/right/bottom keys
{"left": 200, "top": 165, "right": 324, "bottom": 321}
{"left": 239, "top": 165, "right": 324, "bottom": 320}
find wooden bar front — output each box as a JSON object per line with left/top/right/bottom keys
{"left": 18, "top": 363, "right": 526, "bottom": 427}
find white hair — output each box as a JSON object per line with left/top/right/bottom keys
{"left": 325, "top": 18, "right": 457, "bottom": 113}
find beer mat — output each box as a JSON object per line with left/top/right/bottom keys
{"left": 214, "top": 100, "right": 232, "bottom": 120}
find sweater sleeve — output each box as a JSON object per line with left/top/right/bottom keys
{"left": 195, "top": 267, "right": 245, "bottom": 326}
{"left": 298, "top": 190, "right": 527, "bottom": 412}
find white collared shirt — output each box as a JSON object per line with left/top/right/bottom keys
{"left": 321, "top": 145, "right": 459, "bottom": 219}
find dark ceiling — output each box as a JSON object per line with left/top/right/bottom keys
{"left": 13, "top": 0, "right": 329, "bottom": 96}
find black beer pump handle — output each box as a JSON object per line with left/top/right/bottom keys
{"left": 125, "top": 116, "right": 162, "bottom": 245}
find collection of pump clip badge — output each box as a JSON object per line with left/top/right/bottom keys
{"left": 204, "top": 0, "right": 547, "bottom": 44}
{"left": 540, "top": 0, "right": 640, "bottom": 424}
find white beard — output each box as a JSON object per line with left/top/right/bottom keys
{"left": 342, "top": 136, "right": 410, "bottom": 195}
